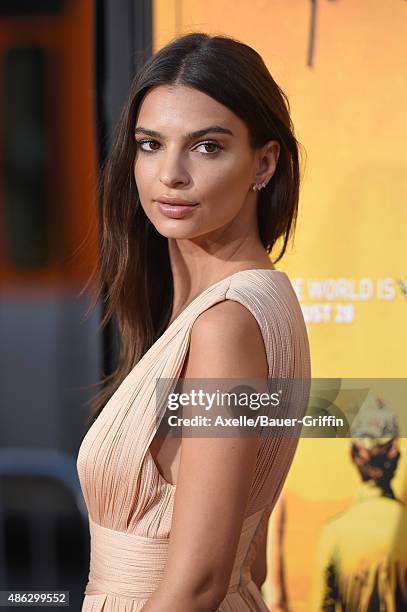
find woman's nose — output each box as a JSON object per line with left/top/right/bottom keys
{"left": 159, "top": 152, "right": 190, "bottom": 188}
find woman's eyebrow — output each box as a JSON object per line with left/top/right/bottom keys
{"left": 134, "top": 125, "right": 234, "bottom": 139}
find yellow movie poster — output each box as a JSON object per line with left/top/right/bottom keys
{"left": 153, "top": 1, "right": 407, "bottom": 609}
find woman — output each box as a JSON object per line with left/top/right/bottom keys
{"left": 77, "top": 32, "right": 311, "bottom": 611}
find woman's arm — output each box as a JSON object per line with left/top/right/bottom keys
{"left": 142, "top": 299, "right": 269, "bottom": 612}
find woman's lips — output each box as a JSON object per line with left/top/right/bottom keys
{"left": 157, "top": 201, "right": 198, "bottom": 219}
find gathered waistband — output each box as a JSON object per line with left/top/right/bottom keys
{"left": 85, "top": 509, "right": 265, "bottom": 600}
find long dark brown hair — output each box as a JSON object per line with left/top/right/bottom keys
{"left": 82, "top": 32, "right": 305, "bottom": 423}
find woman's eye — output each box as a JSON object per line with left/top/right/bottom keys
{"left": 195, "top": 141, "right": 222, "bottom": 155}
{"left": 135, "top": 139, "right": 160, "bottom": 152}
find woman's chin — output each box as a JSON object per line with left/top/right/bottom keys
{"left": 153, "top": 220, "right": 201, "bottom": 240}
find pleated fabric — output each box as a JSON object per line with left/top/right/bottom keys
{"left": 76, "top": 269, "right": 311, "bottom": 611}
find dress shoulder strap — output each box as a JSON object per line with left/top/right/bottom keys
{"left": 224, "top": 269, "right": 311, "bottom": 379}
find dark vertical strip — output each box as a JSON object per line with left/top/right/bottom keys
{"left": 307, "top": 0, "right": 317, "bottom": 68}
{"left": 131, "top": 0, "right": 153, "bottom": 72}
{"left": 94, "top": 0, "right": 115, "bottom": 380}
{"left": 94, "top": 0, "right": 153, "bottom": 379}
{"left": 4, "top": 47, "right": 49, "bottom": 266}
{"left": 94, "top": 0, "right": 107, "bottom": 168}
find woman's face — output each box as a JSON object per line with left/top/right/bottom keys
{"left": 133, "top": 84, "right": 278, "bottom": 241}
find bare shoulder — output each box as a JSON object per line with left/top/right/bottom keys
{"left": 195, "top": 298, "right": 261, "bottom": 334}
{"left": 184, "top": 298, "right": 269, "bottom": 379}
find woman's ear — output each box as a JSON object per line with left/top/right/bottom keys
{"left": 253, "top": 140, "right": 280, "bottom": 185}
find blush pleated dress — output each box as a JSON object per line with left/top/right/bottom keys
{"left": 76, "top": 268, "right": 311, "bottom": 611}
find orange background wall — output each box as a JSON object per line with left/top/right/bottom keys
{"left": 152, "top": 2, "right": 407, "bottom": 608}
